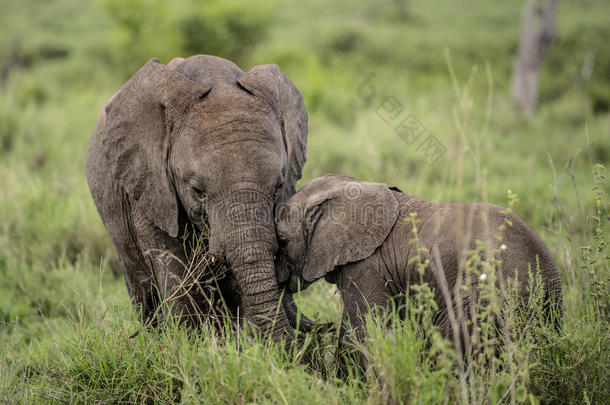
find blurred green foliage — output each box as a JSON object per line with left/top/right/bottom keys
{"left": 180, "top": 0, "right": 273, "bottom": 62}
{"left": 102, "top": 0, "right": 273, "bottom": 74}
{"left": 0, "top": 0, "right": 609, "bottom": 403}
{"left": 541, "top": 24, "right": 610, "bottom": 113}
{"left": 103, "top": 0, "right": 178, "bottom": 73}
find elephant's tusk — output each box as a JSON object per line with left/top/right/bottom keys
{"left": 210, "top": 256, "right": 216, "bottom": 263}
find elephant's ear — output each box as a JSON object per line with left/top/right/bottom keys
{"left": 103, "top": 58, "right": 211, "bottom": 237}
{"left": 301, "top": 175, "right": 400, "bottom": 282}
{"left": 236, "top": 64, "right": 308, "bottom": 204}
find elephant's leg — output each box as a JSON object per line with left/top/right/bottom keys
{"left": 131, "top": 205, "right": 215, "bottom": 327}
{"left": 95, "top": 186, "right": 160, "bottom": 324}
{"left": 87, "top": 122, "right": 159, "bottom": 323}
{"left": 91, "top": 180, "right": 213, "bottom": 326}
{"left": 335, "top": 261, "right": 393, "bottom": 378}
{"left": 336, "top": 308, "right": 366, "bottom": 379}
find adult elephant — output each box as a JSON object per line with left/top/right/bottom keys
{"left": 86, "top": 55, "right": 308, "bottom": 341}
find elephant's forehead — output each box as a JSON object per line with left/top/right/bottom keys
{"left": 277, "top": 204, "right": 303, "bottom": 227}
{"left": 180, "top": 116, "right": 283, "bottom": 150}
{"left": 276, "top": 216, "right": 293, "bottom": 236}
{"left": 195, "top": 84, "right": 271, "bottom": 112}
{"left": 185, "top": 92, "right": 278, "bottom": 131}
{"left": 174, "top": 121, "right": 285, "bottom": 186}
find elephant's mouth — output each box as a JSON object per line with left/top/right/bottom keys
{"left": 280, "top": 286, "right": 332, "bottom": 334}
{"left": 286, "top": 274, "right": 303, "bottom": 294}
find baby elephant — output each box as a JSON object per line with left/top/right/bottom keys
{"left": 275, "top": 174, "right": 562, "bottom": 356}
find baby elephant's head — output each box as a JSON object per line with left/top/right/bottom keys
{"left": 275, "top": 174, "right": 400, "bottom": 293}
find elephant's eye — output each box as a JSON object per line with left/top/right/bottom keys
{"left": 191, "top": 185, "right": 206, "bottom": 199}
{"left": 273, "top": 175, "right": 285, "bottom": 201}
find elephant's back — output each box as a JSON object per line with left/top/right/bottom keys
{"left": 389, "top": 194, "right": 560, "bottom": 294}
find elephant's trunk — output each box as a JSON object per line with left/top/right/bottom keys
{"left": 231, "top": 250, "right": 293, "bottom": 340}
{"left": 207, "top": 185, "right": 294, "bottom": 342}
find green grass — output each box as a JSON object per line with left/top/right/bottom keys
{"left": 1, "top": 0, "right": 609, "bottom": 403}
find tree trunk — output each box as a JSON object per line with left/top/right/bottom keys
{"left": 511, "top": 0, "right": 558, "bottom": 115}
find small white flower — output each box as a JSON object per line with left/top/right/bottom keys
{"left": 500, "top": 244, "right": 507, "bottom": 251}
{"left": 479, "top": 273, "right": 487, "bottom": 281}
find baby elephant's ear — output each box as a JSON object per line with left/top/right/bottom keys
{"left": 302, "top": 176, "right": 400, "bottom": 282}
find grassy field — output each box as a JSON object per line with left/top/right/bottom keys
{"left": 1, "top": 0, "right": 608, "bottom": 403}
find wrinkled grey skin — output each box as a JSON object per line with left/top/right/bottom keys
{"left": 86, "top": 55, "right": 309, "bottom": 341}
{"left": 276, "top": 174, "right": 562, "bottom": 358}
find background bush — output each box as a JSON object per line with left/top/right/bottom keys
{"left": 0, "top": 0, "right": 608, "bottom": 403}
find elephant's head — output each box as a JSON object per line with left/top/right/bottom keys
{"left": 275, "top": 175, "right": 399, "bottom": 291}
{"left": 102, "top": 55, "right": 307, "bottom": 340}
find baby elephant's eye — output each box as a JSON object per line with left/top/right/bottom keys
{"left": 277, "top": 234, "right": 288, "bottom": 247}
